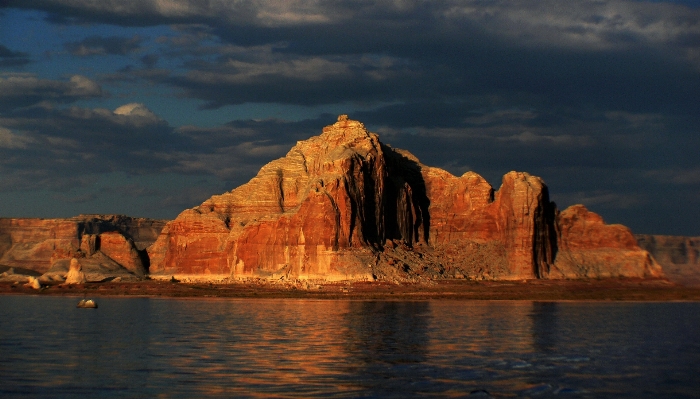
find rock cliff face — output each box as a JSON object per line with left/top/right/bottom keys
{"left": 550, "top": 205, "right": 662, "bottom": 278}
{"left": 636, "top": 235, "right": 700, "bottom": 286}
{"left": 0, "top": 215, "right": 165, "bottom": 281}
{"left": 149, "top": 115, "right": 661, "bottom": 281}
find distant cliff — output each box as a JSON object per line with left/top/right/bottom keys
{"left": 0, "top": 215, "right": 166, "bottom": 282}
{"left": 636, "top": 235, "right": 700, "bottom": 286}
{"left": 147, "top": 115, "right": 662, "bottom": 282}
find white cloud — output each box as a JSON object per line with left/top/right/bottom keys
{"left": 68, "top": 75, "right": 103, "bottom": 96}
{"left": 114, "top": 103, "right": 157, "bottom": 118}
{"left": 444, "top": 0, "right": 700, "bottom": 52}
{"left": 112, "top": 103, "right": 164, "bottom": 128}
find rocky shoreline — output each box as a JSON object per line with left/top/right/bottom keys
{"left": 2, "top": 278, "right": 698, "bottom": 301}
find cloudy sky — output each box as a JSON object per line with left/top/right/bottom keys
{"left": 1, "top": 0, "right": 698, "bottom": 236}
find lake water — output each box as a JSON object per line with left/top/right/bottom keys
{"left": 0, "top": 297, "right": 698, "bottom": 398}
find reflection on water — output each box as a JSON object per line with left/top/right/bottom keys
{"left": 343, "top": 302, "right": 431, "bottom": 397}
{"left": 530, "top": 301, "right": 559, "bottom": 353}
{"left": 0, "top": 297, "right": 699, "bottom": 398}
{"left": 344, "top": 301, "right": 430, "bottom": 364}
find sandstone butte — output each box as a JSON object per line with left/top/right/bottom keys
{"left": 143, "top": 115, "right": 663, "bottom": 282}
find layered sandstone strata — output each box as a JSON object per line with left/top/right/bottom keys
{"left": 549, "top": 205, "right": 662, "bottom": 278}
{"left": 0, "top": 215, "right": 165, "bottom": 281}
{"left": 149, "top": 115, "right": 661, "bottom": 281}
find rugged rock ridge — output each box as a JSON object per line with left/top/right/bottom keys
{"left": 148, "top": 115, "right": 662, "bottom": 281}
{"left": 0, "top": 215, "right": 166, "bottom": 282}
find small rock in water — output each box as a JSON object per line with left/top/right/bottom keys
{"left": 77, "top": 299, "right": 98, "bottom": 308}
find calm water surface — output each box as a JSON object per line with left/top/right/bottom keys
{"left": 0, "top": 296, "right": 698, "bottom": 398}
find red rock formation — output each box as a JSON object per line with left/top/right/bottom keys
{"left": 550, "top": 205, "right": 663, "bottom": 278}
{"left": 147, "top": 210, "right": 231, "bottom": 275}
{"left": 98, "top": 231, "right": 146, "bottom": 276}
{"left": 0, "top": 218, "right": 81, "bottom": 273}
{"left": 0, "top": 215, "right": 165, "bottom": 278}
{"left": 149, "top": 115, "right": 658, "bottom": 281}
{"left": 149, "top": 116, "right": 382, "bottom": 280}
{"left": 424, "top": 169, "right": 556, "bottom": 279}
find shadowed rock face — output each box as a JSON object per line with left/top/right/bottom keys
{"left": 148, "top": 116, "right": 661, "bottom": 281}
{"left": 636, "top": 235, "right": 700, "bottom": 286}
{"left": 422, "top": 167, "right": 558, "bottom": 279}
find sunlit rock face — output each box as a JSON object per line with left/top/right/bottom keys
{"left": 147, "top": 115, "right": 661, "bottom": 281}
{"left": 149, "top": 116, "right": 384, "bottom": 281}
{"left": 64, "top": 258, "right": 86, "bottom": 284}
{"left": 0, "top": 218, "right": 80, "bottom": 274}
{"left": 549, "top": 205, "right": 663, "bottom": 279}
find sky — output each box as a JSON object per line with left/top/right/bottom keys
{"left": 0, "top": 0, "right": 698, "bottom": 236}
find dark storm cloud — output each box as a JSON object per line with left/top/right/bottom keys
{"left": 140, "top": 54, "right": 159, "bottom": 67}
{"left": 64, "top": 35, "right": 143, "bottom": 56}
{"left": 0, "top": 73, "right": 323, "bottom": 193}
{"left": 0, "top": 73, "right": 103, "bottom": 111}
{"left": 168, "top": 54, "right": 428, "bottom": 108}
{"left": 0, "top": 105, "right": 175, "bottom": 187}
{"left": 33, "top": 0, "right": 695, "bottom": 115}
{"left": 0, "top": 89, "right": 328, "bottom": 195}
{"left": 17, "top": 0, "right": 371, "bottom": 28}
{"left": 9, "top": 1, "right": 698, "bottom": 111}
{"left": 167, "top": 117, "right": 329, "bottom": 182}
{"left": 354, "top": 103, "right": 700, "bottom": 235}
{"left": 0, "top": 44, "right": 31, "bottom": 67}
